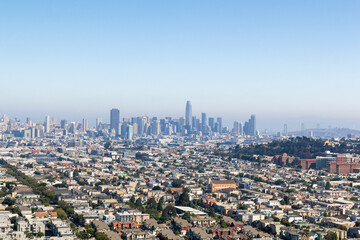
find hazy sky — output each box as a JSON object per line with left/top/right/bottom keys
{"left": 1, "top": 1, "right": 359, "bottom": 131}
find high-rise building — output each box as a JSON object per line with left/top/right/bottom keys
{"left": 192, "top": 116, "right": 196, "bottom": 130}
{"left": 137, "top": 117, "right": 146, "bottom": 136}
{"left": 133, "top": 122, "right": 138, "bottom": 135}
{"left": 208, "top": 117, "right": 214, "bottom": 130}
{"left": 244, "top": 121, "right": 249, "bottom": 135}
{"left": 45, "top": 115, "right": 50, "bottom": 133}
{"left": 96, "top": 118, "right": 102, "bottom": 130}
{"left": 60, "top": 120, "right": 67, "bottom": 129}
{"left": 69, "top": 122, "right": 76, "bottom": 134}
{"left": 249, "top": 115, "right": 256, "bottom": 136}
{"left": 217, "top": 117, "right": 222, "bottom": 134}
{"left": 239, "top": 123, "right": 243, "bottom": 136}
{"left": 201, "top": 113, "right": 207, "bottom": 132}
{"left": 185, "top": 101, "right": 192, "bottom": 130}
{"left": 127, "top": 125, "right": 133, "bottom": 140}
{"left": 233, "top": 121, "right": 239, "bottom": 136}
{"left": 110, "top": 108, "right": 120, "bottom": 132}
{"left": 151, "top": 120, "right": 160, "bottom": 136}
{"left": 82, "top": 118, "right": 88, "bottom": 132}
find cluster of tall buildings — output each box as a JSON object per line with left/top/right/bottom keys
{"left": 105, "top": 101, "right": 257, "bottom": 139}
{"left": 0, "top": 101, "right": 257, "bottom": 139}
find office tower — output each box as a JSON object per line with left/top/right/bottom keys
{"left": 60, "top": 120, "right": 67, "bottom": 129}
{"left": 201, "top": 113, "right": 207, "bottom": 132}
{"left": 214, "top": 122, "right": 219, "bottom": 132}
{"left": 185, "top": 101, "right": 192, "bottom": 130}
{"left": 208, "top": 117, "right": 214, "bottom": 130}
{"left": 96, "top": 118, "right": 102, "bottom": 131}
{"left": 195, "top": 119, "right": 201, "bottom": 131}
{"left": 51, "top": 117, "right": 57, "bottom": 125}
{"left": 217, "top": 117, "right": 222, "bottom": 134}
{"left": 69, "top": 122, "right": 76, "bottom": 134}
{"left": 45, "top": 115, "right": 50, "bottom": 133}
{"left": 127, "top": 125, "right": 133, "bottom": 140}
{"left": 110, "top": 108, "right": 120, "bottom": 132}
{"left": 192, "top": 116, "right": 196, "bottom": 130}
{"left": 160, "top": 119, "right": 166, "bottom": 133}
{"left": 283, "top": 124, "right": 288, "bottom": 136}
{"left": 137, "top": 117, "right": 145, "bottom": 135}
{"left": 233, "top": 121, "right": 239, "bottom": 136}
{"left": 243, "top": 121, "right": 249, "bottom": 135}
{"left": 239, "top": 123, "right": 243, "bottom": 136}
{"left": 173, "top": 120, "right": 180, "bottom": 133}
{"left": 165, "top": 124, "right": 173, "bottom": 135}
{"left": 119, "top": 123, "right": 127, "bottom": 138}
{"left": 246, "top": 115, "right": 256, "bottom": 136}
{"left": 82, "top": 118, "right": 88, "bottom": 132}
{"left": 151, "top": 120, "right": 160, "bottom": 136}
{"left": 133, "top": 122, "right": 138, "bottom": 135}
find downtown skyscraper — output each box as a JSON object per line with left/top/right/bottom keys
{"left": 243, "top": 114, "right": 256, "bottom": 136}
{"left": 185, "top": 101, "right": 192, "bottom": 130}
{"left": 110, "top": 108, "right": 120, "bottom": 132}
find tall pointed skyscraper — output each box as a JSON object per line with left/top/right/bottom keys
{"left": 185, "top": 101, "right": 192, "bottom": 130}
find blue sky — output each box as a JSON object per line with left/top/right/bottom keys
{"left": 0, "top": 1, "right": 359, "bottom": 131}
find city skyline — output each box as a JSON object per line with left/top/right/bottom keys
{"left": 1, "top": 103, "right": 359, "bottom": 134}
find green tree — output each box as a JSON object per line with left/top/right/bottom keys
{"left": 76, "top": 232, "right": 90, "bottom": 239}
{"left": 2, "top": 198, "right": 16, "bottom": 206}
{"left": 182, "top": 211, "right": 191, "bottom": 221}
{"left": 55, "top": 208, "right": 68, "bottom": 220}
{"left": 26, "top": 232, "right": 35, "bottom": 238}
{"left": 325, "top": 232, "right": 338, "bottom": 240}
{"left": 146, "top": 198, "right": 158, "bottom": 209}
{"left": 135, "top": 198, "right": 142, "bottom": 209}
{"left": 95, "top": 232, "right": 109, "bottom": 240}
{"left": 70, "top": 223, "right": 76, "bottom": 232}
{"left": 157, "top": 197, "right": 164, "bottom": 211}
{"left": 176, "top": 188, "right": 190, "bottom": 206}
{"left": 160, "top": 205, "right": 177, "bottom": 223}
{"left": 74, "top": 214, "right": 85, "bottom": 226}
{"left": 172, "top": 179, "right": 182, "bottom": 188}
{"left": 10, "top": 206, "right": 21, "bottom": 215}
{"left": 86, "top": 227, "right": 95, "bottom": 236}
